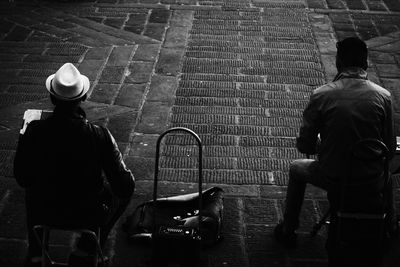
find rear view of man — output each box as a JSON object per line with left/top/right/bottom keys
{"left": 14, "top": 63, "right": 135, "bottom": 267}
{"left": 274, "top": 37, "right": 396, "bottom": 265}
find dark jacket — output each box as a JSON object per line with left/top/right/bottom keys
{"left": 14, "top": 106, "right": 135, "bottom": 225}
{"left": 297, "top": 67, "right": 396, "bottom": 181}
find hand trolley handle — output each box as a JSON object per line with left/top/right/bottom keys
{"left": 153, "top": 127, "right": 203, "bottom": 233}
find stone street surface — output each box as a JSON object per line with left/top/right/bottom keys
{"left": 0, "top": 0, "right": 400, "bottom": 266}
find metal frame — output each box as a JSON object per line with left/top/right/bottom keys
{"left": 152, "top": 127, "right": 203, "bottom": 238}
{"left": 33, "top": 225, "right": 105, "bottom": 267}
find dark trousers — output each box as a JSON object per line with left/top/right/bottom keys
{"left": 26, "top": 187, "right": 131, "bottom": 258}
{"left": 283, "top": 159, "right": 329, "bottom": 232}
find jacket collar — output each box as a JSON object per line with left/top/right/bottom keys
{"left": 333, "top": 67, "right": 368, "bottom": 82}
{"left": 53, "top": 106, "right": 86, "bottom": 120}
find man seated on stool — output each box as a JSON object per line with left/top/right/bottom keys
{"left": 274, "top": 37, "right": 396, "bottom": 249}
{"left": 14, "top": 63, "right": 135, "bottom": 267}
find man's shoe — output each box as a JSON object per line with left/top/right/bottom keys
{"left": 68, "top": 249, "right": 110, "bottom": 267}
{"left": 24, "top": 256, "right": 42, "bottom": 267}
{"left": 274, "top": 221, "right": 297, "bottom": 249}
{"left": 98, "top": 255, "right": 110, "bottom": 267}
{"left": 68, "top": 249, "right": 98, "bottom": 267}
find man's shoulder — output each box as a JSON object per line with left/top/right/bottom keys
{"left": 85, "top": 122, "right": 113, "bottom": 142}
{"left": 313, "top": 80, "right": 391, "bottom": 99}
{"left": 86, "top": 122, "right": 107, "bottom": 136}
{"left": 312, "top": 82, "right": 340, "bottom": 96}
{"left": 366, "top": 80, "right": 391, "bottom": 98}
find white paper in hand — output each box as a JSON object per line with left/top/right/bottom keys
{"left": 20, "top": 109, "right": 52, "bottom": 135}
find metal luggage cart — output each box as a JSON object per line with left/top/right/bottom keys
{"left": 151, "top": 127, "right": 204, "bottom": 267}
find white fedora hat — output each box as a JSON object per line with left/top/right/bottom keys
{"left": 46, "top": 63, "right": 90, "bottom": 101}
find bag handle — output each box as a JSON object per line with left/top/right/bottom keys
{"left": 153, "top": 127, "right": 203, "bottom": 234}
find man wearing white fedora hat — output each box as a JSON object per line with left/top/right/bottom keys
{"left": 46, "top": 62, "right": 91, "bottom": 101}
{"left": 14, "top": 63, "right": 135, "bottom": 267}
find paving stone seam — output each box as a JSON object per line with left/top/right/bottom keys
{"left": 3, "top": 19, "right": 34, "bottom": 42}
{"left": 367, "top": 32, "right": 400, "bottom": 47}
{"left": 3, "top": 23, "right": 17, "bottom": 40}
{"left": 95, "top": 3, "right": 171, "bottom": 10}
{"left": 0, "top": 189, "right": 11, "bottom": 217}
{"left": 0, "top": 236, "right": 27, "bottom": 243}
{"left": 310, "top": 8, "right": 400, "bottom": 15}
{"left": 123, "top": 23, "right": 170, "bottom": 158}
{"left": 317, "top": 0, "right": 329, "bottom": 9}
{"left": 360, "top": 0, "right": 370, "bottom": 11}
{"left": 237, "top": 197, "right": 251, "bottom": 267}
{"left": 87, "top": 46, "right": 114, "bottom": 101}
{"left": 119, "top": 12, "right": 130, "bottom": 31}
{"left": 369, "top": 16, "right": 383, "bottom": 36}
{"left": 92, "top": 3, "right": 224, "bottom": 11}
{"left": 134, "top": 180, "right": 264, "bottom": 196}
{"left": 4, "top": 7, "right": 87, "bottom": 44}
{"left": 38, "top": 5, "right": 159, "bottom": 45}
{"left": 8, "top": 21, "right": 73, "bottom": 45}
{"left": 108, "top": 45, "right": 139, "bottom": 106}
{"left": 138, "top": 9, "right": 151, "bottom": 36}
{"left": 379, "top": 0, "right": 392, "bottom": 12}
{"left": 309, "top": 11, "right": 338, "bottom": 81}
{"left": 23, "top": 28, "right": 35, "bottom": 42}
{"left": 77, "top": 47, "right": 90, "bottom": 65}
{"left": 170, "top": 4, "right": 223, "bottom": 11}
{"left": 0, "top": 123, "right": 11, "bottom": 131}
{"left": 291, "top": 258, "right": 329, "bottom": 263}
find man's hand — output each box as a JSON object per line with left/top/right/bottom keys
{"left": 296, "top": 133, "right": 320, "bottom": 156}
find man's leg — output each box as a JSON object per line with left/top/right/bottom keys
{"left": 99, "top": 196, "right": 131, "bottom": 247}
{"left": 282, "top": 159, "right": 326, "bottom": 232}
{"left": 76, "top": 189, "right": 131, "bottom": 252}
{"left": 25, "top": 200, "right": 47, "bottom": 266}
{"left": 275, "top": 159, "right": 327, "bottom": 247}
{"left": 386, "top": 176, "right": 398, "bottom": 238}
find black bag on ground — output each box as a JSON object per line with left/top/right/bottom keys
{"left": 122, "top": 186, "right": 224, "bottom": 246}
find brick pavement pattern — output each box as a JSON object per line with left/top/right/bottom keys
{"left": 0, "top": 0, "right": 400, "bottom": 266}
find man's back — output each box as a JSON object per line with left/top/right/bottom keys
{"left": 297, "top": 68, "right": 395, "bottom": 180}
{"left": 14, "top": 106, "right": 133, "bottom": 224}
{"left": 25, "top": 111, "right": 101, "bottom": 197}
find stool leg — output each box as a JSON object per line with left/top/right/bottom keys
{"left": 42, "top": 227, "right": 51, "bottom": 267}
{"left": 95, "top": 229, "right": 105, "bottom": 267}
{"left": 32, "top": 226, "right": 104, "bottom": 267}
{"left": 310, "top": 209, "right": 330, "bottom": 237}
{"left": 33, "top": 225, "right": 51, "bottom": 267}
{"left": 41, "top": 227, "right": 46, "bottom": 267}
{"left": 78, "top": 229, "right": 104, "bottom": 267}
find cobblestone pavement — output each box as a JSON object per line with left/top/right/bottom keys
{"left": 0, "top": 0, "right": 399, "bottom": 266}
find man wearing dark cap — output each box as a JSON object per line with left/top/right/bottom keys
{"left": 14, "top": 63, "right": 135, "bottom": 266}
{"left": 274, "top": 37, "right": 396, "bottom": 253}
